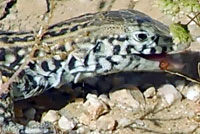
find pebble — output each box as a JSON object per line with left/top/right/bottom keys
{"left": 109, "top": 89, "right": 140, "bottom": 109}
{"left": 133, "top": 119, "right": 145, "bottom": 127}
{"left": 175, "top": 80, "right": 186, "bottom": 92}
{"left": 41, "top": 110, "right": 60, "bottom": 123}
{"left": 58, "top": 116, "right": 76, "bottom": 131}
{"left": 193, "top": 112, "right": 200, "bottom": 122}
{"left": 157, "top": 84, "right": 182, "bottom": 105}
{"left": 76, "top": 125, "right": 90, "bottom": 134}
{"left": 182, "top": 83, "right": 200, "bottom": 101}
{"left": 129, "top": 87, "right": 145, "bottom": 108}
{"left": 197, "top": 37, "right": 200, "bottom": 43}
{"left": 144, "top": 86, "right": 156, "bottom": 98}
{"left": 24, "top": 107, "right": 36, "bottom": 120}
{"left": 79, "top": 112, "right": 91, "bottom": 125}
{"left": 83, "top": 93, "right": 109, "bottom": 119}
{"left": 96, "top": 116, "right": 117, "bottom": 131}
{"left": 99, "top": 94, "right": 114, "bottom": 107}
{"left": 118, "top": 118, "right": 132, "bottom": 127}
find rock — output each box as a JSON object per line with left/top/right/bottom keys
{"left": 157, "top": 84, "right": 182, "bottom": 105}
{"left": 41, "top": 110, "right": 60, "bottom": 123}
{"left": 182, "top": 83, "right": 200, "bottom": 101}
{"left": 128, "top": 87, "right": 145, "bottom": 109}
{"left": 58, "top": 116, "right": 76, "bottom": 131}
{"left": 96, "top": 116, "right": 117, "bottom": 131}
{"left": 175, "top": 80, "right": 186, "bottom": 92}
{"left": 114, "top": 128, "right": 135, "bottom": 134}
{"left": 59, "top": 100, "right": 84, "bottom": 119}
{"left": 83, "top": 93, "right": 109, "bottom": 120}
{"left": 109, "top": 89, "right": 140, "bottom": 109}
{"left": 118, "top": 118, "right": 132, "bottom": 127}
{"left": 99, "top": 94, "right": 114, "bottom": 107}
{"left": 132, "top": 119, "right": 145, "bottom": 127}
{"left": 144, "top": 86, "right": 156, "bottom": 98}
{"left": 79, "top": 112, "right": 91, "bottom": 125}
{"left": 85, "top": 93, "right": 98, "bottom": 100}
{"left": 196, "top": 36, "right": 200, "bottom": 43}
{"left": 75, "top": 125, "right": 90, "bottom": 134}
{"left": 24, "top": 107, "right": 36, "bottom": 120}
{"left": 193, "top": 113, "right": 200, "bottom": 122}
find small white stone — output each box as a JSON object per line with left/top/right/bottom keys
{"left": 118, "top": 118, "right": 132, "bottom": 127}
{"left": 41, "top": 110, "right": 60, "bottom": 123}
{"left": 182, "top": 83, "right": 200, "bottom": 101}
{"left": 84, "top": 93, "right": 109, "bottom": 119}
{"left": 134, "top": 119, "right": 145, "bottom": 126}
{"left": 79, "top": 113, "right": 91, "bottom": 125}
{"left": 144, "top": 87, "right": 156, "bottom": 98}
{"left": 85, "top": 93, "right": 98, "bottom": 100}
{"left": 58, "top": 116, "right": 76, "bottom": 131}
{"left": 109, "top": 89, "right": 140, "bottom": 109}
{"left": 196, "top": 37, "right": 200, "bottom": 43}
{"left": 99, "top": 94, "right": 114, "bottom": 107}
{"left": 96, "top": 116, "right": 117, "bottom": 131}
{"left": 175, "top": 80, "right": 186, "bottom": 92}
{"left": 24, "top": 108, "right": 36, "bottom": 120}
{"left": 186, "top": 90, "right": 199, "bottom": 101}
{"left": 157, "top": 84, "right": 182, "bottom": 105}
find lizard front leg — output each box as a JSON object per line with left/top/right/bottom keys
{"left": 0, "top": 91, "right": 55, "bottom": 134}
{"left": 0, "top": 72, "right": 56, "bottom": 134}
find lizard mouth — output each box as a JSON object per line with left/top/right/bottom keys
{"left": 136, "top": 53, "right": 167, "bottom": 62}
{"left": 137, "top": 53, "right": 185, "bottom": 70}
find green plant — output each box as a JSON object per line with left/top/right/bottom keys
{"left": 156, "top": 0, "right": 200, "bottom": 44}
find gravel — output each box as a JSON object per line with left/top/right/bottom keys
{"left": 157, "top": 84, "right": 182, "bottom": 105}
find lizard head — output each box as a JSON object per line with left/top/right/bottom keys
{"left": 98, "top": 9, "right": 189, "bottom": 57}
{"left": 89, "top": 9, "right": 188, "bottom": 73}
{"left": 122, "top": 10, "right": 189, "bottom": 56}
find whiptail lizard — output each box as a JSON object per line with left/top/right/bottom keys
{"left": 0, "top": 9, "right": 187, "bottom": 133}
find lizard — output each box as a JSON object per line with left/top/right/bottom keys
{"left": 0, "top": 9, "right": 188, "bottom": 133}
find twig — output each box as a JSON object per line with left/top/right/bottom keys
{"left": 186, "top": 12, "right": 200, "bottom": 27}
{"left": 164, "top": 69, "right": 200, "bottom": 85}
{"left": 0, "top": 0, "right": 56, "bottom": 95}
{"left": 198, "top": 62, "right": 200, "bottom": 78}
{"left": 0, "top": 45, "right": 39, "bottom": 95}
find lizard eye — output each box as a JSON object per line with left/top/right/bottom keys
{"left": 137, "top": 33, "right": 147, "bottom": 41}
{"left": 134, "top": 31, "right": 149, "bottom": 42}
